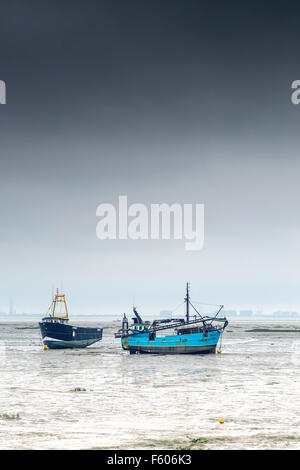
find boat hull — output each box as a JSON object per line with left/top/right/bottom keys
{"left": 39, "top": 321, "right": 103, "bottom": 349}
{"left": 43, "top": 338, "right": 101, "bottom": 349}
{"left": 121, "top": 330, "right": 221, "bottom": 355}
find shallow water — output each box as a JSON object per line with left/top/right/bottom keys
{"left": 0, "top": 319, "right": 300, "bottom": 449}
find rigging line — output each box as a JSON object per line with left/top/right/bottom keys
{"left": 190, "top": 299, "right": 223, "bottom": 308}
{"left": 189, "top": 301, "right": 205, "bottom": 319}
{"left": 206, "top": 305, "right": 224, "bottom": 325}
{"left": 189, "top": 300, "right": 222, "bottom": 323}
{"left": 169, "top": 301, "right": 185, "bottom": 314}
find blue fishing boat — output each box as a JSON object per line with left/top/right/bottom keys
{"left": 115, "top": 284, "right": 228, "bottom": 354}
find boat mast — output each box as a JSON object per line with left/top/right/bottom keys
{"left": 185, "top": 282, "right": 190, "bottom": 323}
{"left": 50, "top": 288, "right": 69, "bottom": 319}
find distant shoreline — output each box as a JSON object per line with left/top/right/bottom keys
{"left": 1, "top": 316, "right": 300, "bottom": 322}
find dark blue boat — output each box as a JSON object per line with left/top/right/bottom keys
{"left": 39, "top": 291, "right": 103, "bottom": 349}
{"left": 116, "top": 284, "right": 228, "bottom": 354}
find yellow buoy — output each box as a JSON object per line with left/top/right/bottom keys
{"left": 219, "top": 418, "right": 224, "bottom": 424}
{"left": 43, "top": 344, "right": 48, "bottom": 350}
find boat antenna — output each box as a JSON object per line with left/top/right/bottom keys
{"left": 185, "top": 283, "right": 190, "bottom": 323}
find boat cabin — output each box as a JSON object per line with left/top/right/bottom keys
{"left": 176, "top": 323, "right": 216, "bottom": 336}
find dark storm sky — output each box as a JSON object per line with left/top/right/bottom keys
{"left": 1, "top": 1, "right": 300, "bottom": 314}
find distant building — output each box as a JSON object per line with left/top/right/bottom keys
{"left": 239, "top": 310, "right": 253, "bottom": 317}
{"left": 223, "top": 310, "right": 237, "bottom": 317}
{"left": 273, "top": 311, "right": 300, "bottom": 318}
